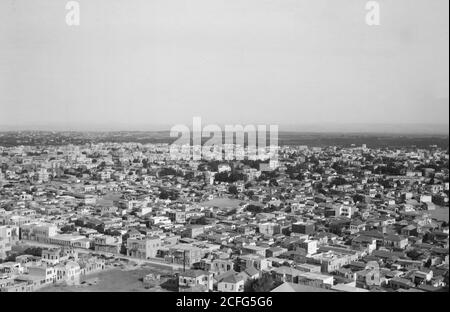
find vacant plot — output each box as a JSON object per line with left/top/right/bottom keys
{"left": 199, "top": 197, "right": 248, "bottom": 210}
{"left": 430, "top": 207, "right": 449, "bottom": 223}
{"left": 39, "top": 266, "right": 173, "bottom": 292}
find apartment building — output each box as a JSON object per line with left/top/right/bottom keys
{"left": 127, "top": 236, "right": 161, "bottom": 259}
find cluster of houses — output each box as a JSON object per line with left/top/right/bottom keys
{"left": 0, "top": 142, "right": 448, "bottom": 292}
{"left": 0, "top": 245, "right": 105, "bottom": 292}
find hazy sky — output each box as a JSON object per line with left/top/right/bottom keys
{"left": 0, "top": 0, "right": 448, "bottom": 132}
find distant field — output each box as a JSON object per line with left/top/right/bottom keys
{"left": 0, "top": 131, "right": 448, "bottom": 148}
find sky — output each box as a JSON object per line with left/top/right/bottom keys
{"left": 0, "top": 0, "right": 448, "bottom": 133}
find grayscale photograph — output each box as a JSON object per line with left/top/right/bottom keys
{"left": 0, "top": 0, "right": 448, "bottom": 302}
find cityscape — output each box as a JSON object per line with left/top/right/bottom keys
{"left": 0, "top": 132, "right": 448, "bottom": 292}
{"left": 1, "top": 0, "right": 449, "bottom": 298}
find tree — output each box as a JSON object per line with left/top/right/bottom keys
{"left": 246, "top": 205, "right": 263, "bottom": 214}
{"left": 159, "top": 167, "right": 178, "bottom": 177}
{"left": 60, "top": 224, "right": 76, "bottom": 233}
{"left": 353, "top": 194, "right": 366, "bottom": 203}
{"left": 269, "top": 179, "right": 279, "bottom": 187}
{"left": 244, "top": 274, "right": 281, "bottom": 292}
{"left": 228, "top": 185, "right": 239, "bottom": 195}
{"left": 406, "top": 249, "right": 422, "bottom": 261}
{"left": 23, "top": 247, "right": 43, "bottom": 257}
{"left": 159, "top": 189, "right": 179, "bottom": 201}
{"left": 159, "top": 191, "right": 170, "bottom": 200}
{"left": 246, "top": 190, "right": 255, "bottom": 198}
{"left": 225, "top": 209, "right": 237, "bottom": 217}
{"left": 215, "top": 172, "right": 245, "bottom": 183}
{"left": 330, "top": 177, "right": 348, "bottom": 186}
{"left": 110, "top": 230, "right": 123, "bottom": 237}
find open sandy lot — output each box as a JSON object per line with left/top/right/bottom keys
{"left": 39, "top": 265, "right": 174, "bottom": 292}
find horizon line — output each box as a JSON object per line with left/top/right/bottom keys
{"left": 0, "top": 128, "right": 448, "bottom": 136}
{"left": 0, "top": 122, "right": 449, "bottom": 134}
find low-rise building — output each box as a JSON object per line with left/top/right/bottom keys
{"left": 127, "top": 236, "right": 161, "bottom": 259}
